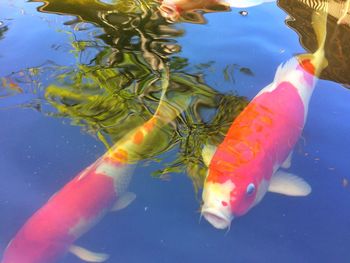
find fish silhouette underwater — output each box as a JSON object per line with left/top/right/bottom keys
{"left": 1, "top": 72, "right": 191, "bottom": 263}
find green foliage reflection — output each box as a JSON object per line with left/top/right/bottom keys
{"left": 18, "top": 0, "right": 249, "bottom": 192}
{"left": 42, "top": 53, "right": 247, "bottom": 191}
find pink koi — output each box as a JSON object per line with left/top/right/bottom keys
{"left": 159, "top": 0, "right": 275, "bottom": 22}
{"left": 201, "top": 8, "right": 329, "bottom": 229}
{"left": 1, "top": 86, "right": 189, "bottom": 262}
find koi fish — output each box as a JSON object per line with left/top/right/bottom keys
{"left": 200, "top": 7, "right": 329, "bottom": 229}
{"left": 159, "top": 0, "right": 274, "bottom": 22}
{"left": 159, "top": 0, "right": 230, "bottom": 22}
{"left": 1, "top": 83, "right": 190, "bottom": 263}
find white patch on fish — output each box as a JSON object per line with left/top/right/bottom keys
{"left": 95, "top": 162, "right": 135, "bottom": 195}
{"left": 201, "top": 180, "right": 235, "bottom": 229}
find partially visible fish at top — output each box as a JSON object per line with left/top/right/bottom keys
{"left": 200, "top": 4, "right": 329, "bottom": 229}
{"left": 159, "top": 0, "right": 230, "bottom": 22}
{"left": 159, "top": 0, "right": 350, "bottom": 24}
{"left": 158, "top": 0, "right": 275, "bottom": 22}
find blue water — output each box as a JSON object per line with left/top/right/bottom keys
{"left": 1, "top": 1, "right": 350, "bottom": 262}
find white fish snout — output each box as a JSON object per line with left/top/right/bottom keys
{"left": 201, "top": 207, "right": 233, "bottom": 229}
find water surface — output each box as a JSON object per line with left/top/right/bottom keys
{"left": 1, "top": 0, "right": 350, "bottom": 262}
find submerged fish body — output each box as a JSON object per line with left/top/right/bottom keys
{"left": 201, "top": 59, "right": 315, "bottom": 229}
{"left": 159, "top": 0, "right": 230, "bottom": 22}
{"left": 159, "top": 0, "right": 275, "bottom": 22}
{"left": 1, "top": 156, "right": 132, "bottom": 263}
{"left": 1, "top": 85, "right": 188, "bottom": 263}
{"left": 201, "top": 3, "right": 329, "bottom": 230}
{"left": 0, "top": 117, "right": 159, "bottom": 263}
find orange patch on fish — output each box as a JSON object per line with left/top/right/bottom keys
{"left": 216, "top": 160, "right": 237, "bottom": 172}
{"left": 143, "top": 118, "right": 157, "bottom": 132}
{"left": 234, "top": 126, "right": 252, "bottom": 138}
{"left": 300, "top": 59, "right": 315, "bottom": 75}
{"left": 207, "top": 169, "right": 223, "bottom": 183}
{"left": 133, "top": 131, "right": 144, "bottom": 145}
{"left": 110, "top": 149, "right": 128, "bottom": 163}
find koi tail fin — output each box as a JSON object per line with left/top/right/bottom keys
{"left": 298, "top": 1, "right": 329, "bottom": 77}
{"left": 152, "top": 67, "right": 191, "bottom": 126}
{"left": 106, "top": 66, "right": 191, "bottom": 162}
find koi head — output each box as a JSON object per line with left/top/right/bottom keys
{"left": 201, "top": 175, "right": 259, "bottom": 229}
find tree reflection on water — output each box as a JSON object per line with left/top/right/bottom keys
{"left": 1, "top": 0, "right": 248, "bottom": 192}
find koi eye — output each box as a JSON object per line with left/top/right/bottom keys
{"left": 246, "top": 183, "right": 256, "bottom": 196}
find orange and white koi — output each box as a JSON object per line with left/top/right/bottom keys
{"left": 1, "top": 79, "right": 189, "bottom": 262}
{"left": 201, "top": 8, "right": 329, "bottom": 229}
{"left": 159, "top": 0, "right": 275, "bottom": 22}
{"left": 159, "top": 0, "right": 230, "bottom": 22}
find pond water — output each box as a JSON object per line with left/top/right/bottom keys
{"left": 1, "top": 0, "right": 350, "bottom": 262}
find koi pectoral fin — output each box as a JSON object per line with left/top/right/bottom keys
{"left": 69, "top": 245, "right": 109, "bottom": 262}
{"left": 268, "top": 171, "right": 311, "bottom": 196}
{"left": 111, "top": 192, "right": 136, "bottom": 211}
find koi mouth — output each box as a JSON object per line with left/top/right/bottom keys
{"left": 201, "top": 208, "right": 232, "bottom": 229}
